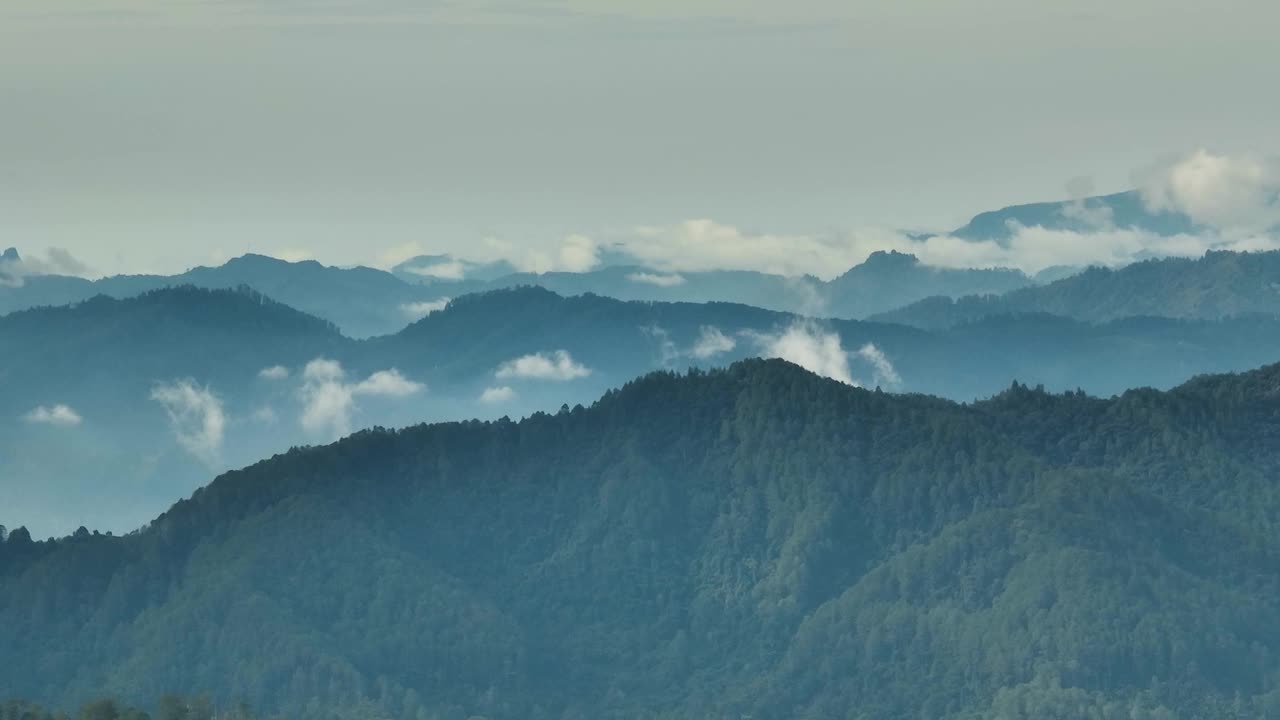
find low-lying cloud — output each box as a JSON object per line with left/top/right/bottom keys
{"left": 1139, "top": 150, "right": 1280, "bottom": 234}
{"left": 1, "top": 247, "right": 93, "bottom": 288}
{"left": 258, "top": 365, "right": 290, "bottom": 380}
{"left": 299, "top": 358, "right": 425, "bottom": 440}
{"left": 151, "top": 380, "right": 225, "bottom": 465}
{"left": 23, "top": 404, "right": 83, "bottom": 427}
{"left": 691, "top": 326, "right": 737, "bottom": 359}
{"left": 628, "top": 271, "right": 686, "bottom": 287}
{"left": 495, "top": 350, "right": 592, "bottom": 381}
{"left": 399, "top": 298, "right": 450, "bottom": 320}
{"left": 747, "top": 322, "right": 855, "bottom": 385}
{"left": 857, "top": 343, "right": 901, "bottom": 387}
{"left": 479, "top": 385, "right": 517, "bottom": 404}
{"left": 746, "top": 324, "right": 902, "bottom": 388}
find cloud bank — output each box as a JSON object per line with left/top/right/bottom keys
{"left": 151, "top": 380, "right": 225, "bottom": 464}
{"left": 1139, "top": 150, "right": 1280, "bottom": 234}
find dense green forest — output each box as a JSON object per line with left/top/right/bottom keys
{"left": 6, "top": 359, "right": 1280, "bottom": 718}
{"left": 1, "top": 695, "right": 251, "bottom": 720}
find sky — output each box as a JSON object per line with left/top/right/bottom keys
{"left": 2, "top": 0, "right": 1279, "bottom": 277}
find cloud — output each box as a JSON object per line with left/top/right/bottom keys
{"left": 406, "top": 260, "right": 467, "bottom": 280}
{"left": 641, "top": 325, "right": 681, "bottom": 366}
{"left": 151, "top": 380, "right": 225, "bottom": 464}
{"left": 23, "top": 404, "right": 83, "bottom": 427}
{"left": 747, "top": 321, "right": 855, "bottom": 385}
{"left": 298, "top": 358, "right": 424, "bottom": 440}
{"left": 251, "top": 406, "right": 279, "bottom": 425}
{"left": 303, "top": 357, "right": 346, "bottom": 383}
{"left": 627, "top": 271, "right": 686, "bottom": 287}
{"left": 553, "top": 234, "right": 600, "bottom": 273}
{"left": 479, "top": 385, "right": 517, "bottom": 404}
{"left": 691, "top": 325, "right": 736, "bottom": 359}
{"left": 353, "top": 369, "right": 425, "bottom": 397}
{"left": 627, "top": 220, "right": 855, "bottom": 279}
{"left": 399, "top": 298, "right": 451, "bottom": 319}
{"left": 856, "top": 343, "right": 901, "bottom": 387}
{"left": 495, "top": 350, "right": 592, "bottom": 381}
{"left": 258, "top": 365, "right": 290, "bottom": 380}
{"left": 0, "top": 247, "right": 93, "bottom": 287}
{"left": 267, "top": 248, "right": 313, "bottom": 263}
{"left": 1139, "top": 150, "right": 1280, "bottom": 233}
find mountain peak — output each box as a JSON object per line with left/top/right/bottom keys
{"left": 2, "top": 247, "right": 19, "bottom": 262}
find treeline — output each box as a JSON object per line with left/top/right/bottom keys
{"left": 6, "top": 360, "right": 1280, "bottom": 718}
{"left": 1, "top": 695, "right": 251, "bottom": 720}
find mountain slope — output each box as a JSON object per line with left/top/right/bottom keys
{"left": 4, "top": 360, "right": 1280, "bottom": 718}
{"left": 9, "top": 284, "right": 1280, "bottom": 537}
{"left": 949, "top": 189, "right": 1197, "bottom": 242}
{"left": 873, "top": 249, "right": 1280, "bottom": 329}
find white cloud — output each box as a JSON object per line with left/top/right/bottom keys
{"left": 627, "top": 271, "right": 686, "bottom": 287}
{"left": 691, "top": 325, "right": 736, "bottom": 359}
{"left": 1139, "top": 150, "right": 1280, "bottom": 233}
{"left": 151, "top": 380, "right": 225, "bottom": 465}
{"left": 23, "top": 404, "right": 82, "bottom": 427}
{"left": 298, "top": 359, "right": 424, "bottom": 440}
{"left": 1, "top": 247, "right": 93, "bottom": 287}
{"left": 258, "top": 365, "right": 290, "bottom": 380}
{"left": 399, "top": 298, "right": 450, "bottom": 319}
{"left": 559, "top": 234, "right": 600, "bottom": 272}
{"left": 353, "top": 369, "right": 425, "bottom": 397}
{"left": 628, "top": 220, "right": 858, "bottom": 279}
{"left": 251, "top": 406, "right": 279, "bottom": 425}
{"left": 267, "top": 248, "right": 313, "bottom": 263}
{"left": 495, "top": 350, "right": 592, "bottom": 381}
{"left": 856, "top": 343, "right": 901, "bottom": 387}
{"left": 479, "top": 385, "right": 517, "bottom": 404}
{"left": 303, "top": 357, "right": 346, "bottom": 383}
{"left": 406, "top": 260, "right": 467, "bottom": 280}
{"left": 747, "top": 322, "right": 855, "bottom": 385}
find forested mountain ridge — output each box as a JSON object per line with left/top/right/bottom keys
{"left": 5, "top": 359, "right": 1280, "bottom": 719}
{"left": 11, "top": 283, "right": 1280, "bottom": 538}
{"left": 872, "top": 249, "right": 1280, "bottom": 329}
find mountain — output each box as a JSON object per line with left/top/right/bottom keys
{"left": 0, "top": 254, "right": 452, "bottom": 338}
{"left": 873, "top": 249, "right": 1280, "bottom": 329}
{"left": 824, "top": 250, "right": 1029, "bottom": 316}
{"left": 949, "top": 189, "right": 1197, "bottom": 242}
{"left": 9, "top": 284, "right": 1280, "bottom": 537}
{"left": 5, "top": 359, "right": 1280, "bottom": 718}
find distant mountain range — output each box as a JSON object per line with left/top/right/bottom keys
{"left": 5, "top": 358, "right": 1280, "bottom": 718}
{"left": 949, "top": 189, "right": 1198, "bottom": 242}
{"left": 874, "top": 250, "right": 1280, "bottom": 329}
{"left": 7, "top": 284, "right": 1280, "bottom": 537}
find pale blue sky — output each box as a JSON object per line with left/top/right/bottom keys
{"left": 2, "top": 0, "right": 1278, "bottom": 275}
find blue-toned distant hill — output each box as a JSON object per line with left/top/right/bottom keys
{"left": 2, "top": 249, "right": 1039, "bottom": 331}
{"left": 874, "top": 250, "right": 1280, "bottom": 329}
{"left": 950, "top": 189, "right": 1197, "bottom": 242}
{"left": 6, "top": 359, "right": 1280, "bottom": 718}
{"left": 6, "top": 285, "right": 1280, "bottom": 537}
{"left": 0, "top": 253, "right": 452, "bottom": 338}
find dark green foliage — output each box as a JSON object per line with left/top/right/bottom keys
{"left": 5, "top": 359, "right": 1280, "bottom": 718}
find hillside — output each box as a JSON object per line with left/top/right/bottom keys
{"left": 4, "top": 360, "right": 1280, "bottom": 718}
{"left": 10, "top": 284, "right": 1280, "bottom": 537}
{"left": 873, "top": 250, "right": 1280, "bottom": 329}
{"left": 949, "top": 190, "right": 1196, "bottom": 242}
